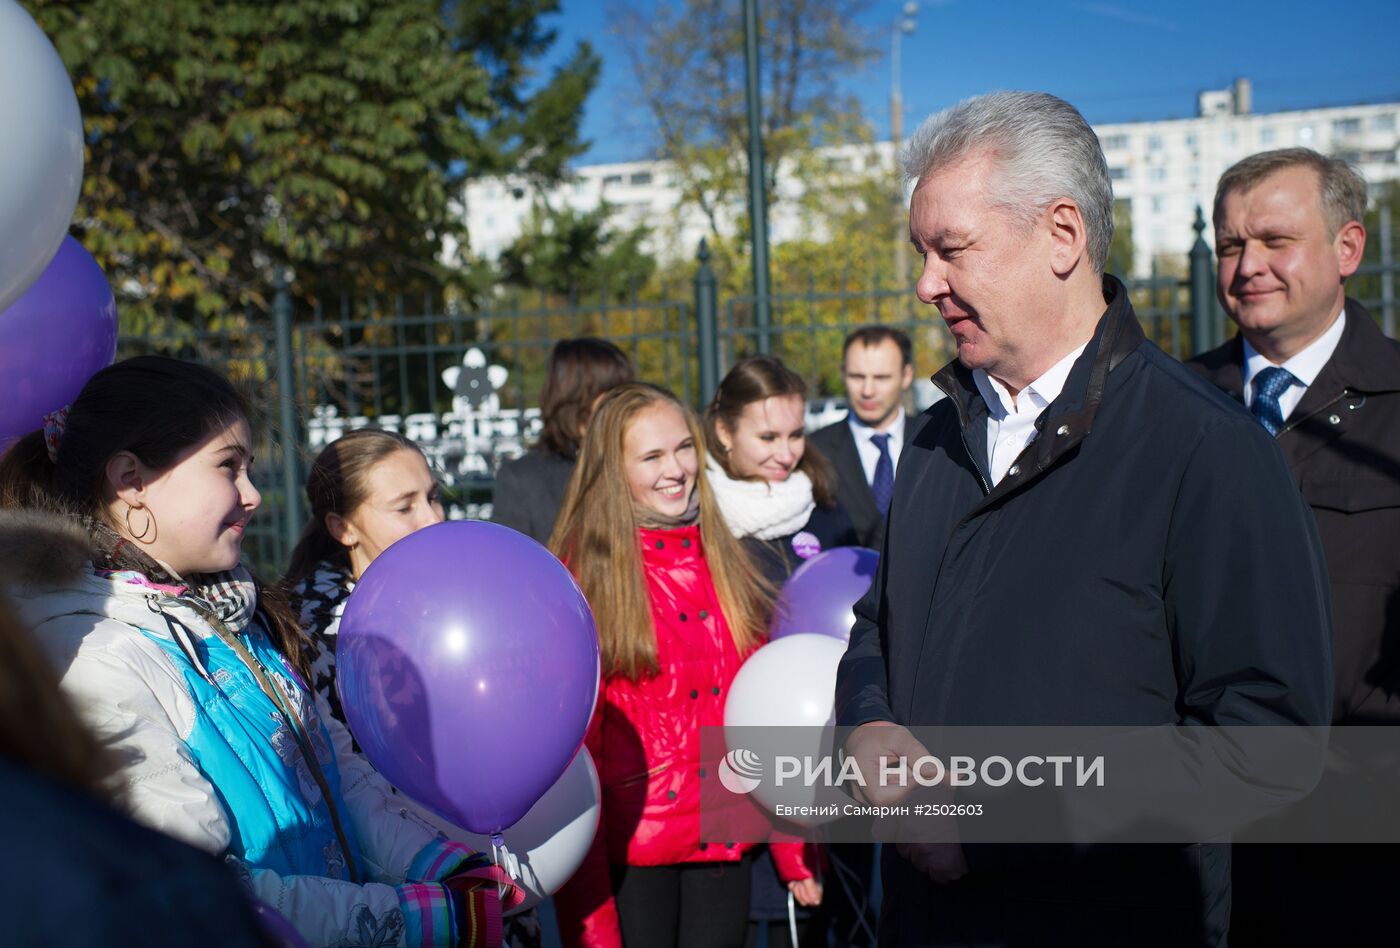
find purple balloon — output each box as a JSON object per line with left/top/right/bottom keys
{"left": 337, "top": 521, "right": 601, "bottom": 835}
{"left": 249, "top": 900, "right": 309, "bottom": 948}
{"left": 770, "top": 546, "right": 879, "bottom": 643}
{"left": 0, "top": 236, "right": 118, "bottom": 447}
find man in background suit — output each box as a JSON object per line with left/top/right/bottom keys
{"left": 1188, "top": 147, "right": 1400, "bottom": 946}
{"left": 810, "top": 326, "right": 915, "bottom": 947}
{"left": 811, "top": 327, "right": 917, "bottom": 550}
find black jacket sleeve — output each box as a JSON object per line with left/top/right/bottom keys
{"left": 1164, "top": 415, "right": 1333, "bottom": 728}
{"left": 834, "top": 511, "right": 897, "bottom": 728}
{"left": 489, "top": 456, "right": 540, "bottom": 542}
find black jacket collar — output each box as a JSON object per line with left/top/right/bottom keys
{"left": 930, "top": 275, "right": 1145, "bottom": 501}
{"left": 1191, "top": 298, "right": 1400, "bottom": 402}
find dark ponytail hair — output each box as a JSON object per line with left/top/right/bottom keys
{"left": 0, "top": 356, "right": 314, "bottom": 678}
{"left": 0, "top": 356, "right": 251, "bottom": 520}
{"left": 283, "top": 428, "right": 429, "bottom": 586}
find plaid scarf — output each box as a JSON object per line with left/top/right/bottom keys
{"left": 287, "top": 560, "right": 355, "bottom": 730}
{"left": 87, "top": 518, "right": 258, "bottom": 634}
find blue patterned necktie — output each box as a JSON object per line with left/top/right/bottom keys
{"left": 871, "top": 432, "right": 894, "bottom": 516}
{"left": 1250, "top": 365, "right": 1299, "bottom": 436}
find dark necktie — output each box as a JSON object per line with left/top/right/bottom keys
{"left": 1250, "top": 365, "right": 1298, "bottom": 437}
{"left": 871, "top": 432, "right": 894, "bottom": 516}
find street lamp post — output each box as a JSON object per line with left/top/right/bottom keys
{"left": 891, "top": 3, "right": 917, "bottom": 293}
{"left": 743, "top": 0, "right": 772, "bottom": 354}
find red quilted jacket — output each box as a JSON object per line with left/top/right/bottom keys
{"left": 554, "top": 524, "right": 814, "bottom": 948}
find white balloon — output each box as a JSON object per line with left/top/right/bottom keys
{"left": 725, "top": 634, "right": 850, "bottom": 825}
{"left": 0, "top": 0, "right": 84, "bottom": 312}
{"left": 410, "top": 748, "right": 602, "bottom": 914}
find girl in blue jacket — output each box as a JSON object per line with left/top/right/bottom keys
{"left": 0, "top": 356, "right": 518, "bottom": 947}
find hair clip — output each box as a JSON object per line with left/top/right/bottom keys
{"left": 42, "top": 404, "right": 71, "bottom": 462}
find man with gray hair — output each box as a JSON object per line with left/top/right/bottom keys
{"left": 1188, "top": 147, "right": 1400, "bottom": 945}
{"left": 834, "top": 93, "right": 1332, "bottom": 945}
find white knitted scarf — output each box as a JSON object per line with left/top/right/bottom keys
{"left": 705, "top": 457, "right": 816, "bottom": 540}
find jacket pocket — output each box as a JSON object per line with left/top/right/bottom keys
{"left": 1303, "top": 476, "right": 1400, "bottom": 514}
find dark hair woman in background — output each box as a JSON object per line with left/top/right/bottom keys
{"left": 492, "top": 337, "right": 634, "bottom": 544}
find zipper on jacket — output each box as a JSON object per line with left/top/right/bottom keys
{"left": 162, "top": 596, "right": 362, "bottom": 884}
{"left": 1278, "top": 388, "right": 1353, "bottom": 438}
{"left": 959, "top": 428, "right": 992, "bottom": 496}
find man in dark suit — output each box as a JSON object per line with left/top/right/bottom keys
{"left": 1187, "top": 147, "right": 1400, "bottom": 945}
{"left": 834, "top": 92, "right": 1332, "bottom": 947}
{"left": 808, "top": 328, "right": 915, "bottom": 946}
{"left": 811, "top": 327, "right": 916, "bottom": 550}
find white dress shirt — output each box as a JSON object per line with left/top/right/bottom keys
{"left": 1242, "top": 308, "right": 1346, "bottom": 422}
{"left": 973, "top": 344, "right": 1087, "bottom": 486}
{"left": 847, "top": 406, "right": 907, "bottom": 486}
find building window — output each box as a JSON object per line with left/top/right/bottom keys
{"left": 1332, "top": 117, "right": 1362, "bottom": 136}
{"left": 1148, "top": 166, "right": 1168, "bottom": 183}
{"left": 1108, "top": 166, "right": 1129, "bottom": 181}
{"left": 1151, "top": 197, "right": 1164, "bottom": 213}
{"left": 1260, "top": 127, "right": 1276, "bottom": 145}
{"left": 1184, "top": 133, "right": 1197, "bottom": 148}
{"left": 1147, "top": 134, "right": 1163, "bottom": 151}
{"left": 602, "top": 174, "right": 623, "bottom": 186}
{"left": 629, "top": 172, "right": 653, "bottom": 186}
{"left": 1100, "top": 134, "right": 1129, "bottom": 150}
{"left": 1220, "top": 130, "right": 1238, "bottom": 147}
{"left": 1371, "top": 113, "right": 1397, "bottom": 133}
{"left": 1365, "top": 149, "right": 1397, "bottom": 164}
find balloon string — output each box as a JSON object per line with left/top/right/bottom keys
{"left": 489, "top": 832, "right": 517, "bottom": 903}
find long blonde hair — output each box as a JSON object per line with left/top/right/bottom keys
{"left": 550, "top": 383, "right": 772, "bottom": 681}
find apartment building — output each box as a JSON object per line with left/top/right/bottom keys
{"left": 462, "top": 80, "right": 1400, "bottom": 277}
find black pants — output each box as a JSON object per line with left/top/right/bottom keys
{"left": 613, "top": 856, "right": 752, "bottom": 948}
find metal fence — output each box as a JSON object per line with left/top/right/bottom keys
{"left": 117, "top": 206, "right": 1400, "bottom": 575}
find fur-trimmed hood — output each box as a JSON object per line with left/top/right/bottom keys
{"left": 0, "top": 509, "right": 181, "bottom": 648}
{"left": 0, "top": 509, "right": 97, "bottom": 594}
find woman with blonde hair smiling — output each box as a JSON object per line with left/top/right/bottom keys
{"left": 549, "top": 383, "right": 816, "bottom": 948}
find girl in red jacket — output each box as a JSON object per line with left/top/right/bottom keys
{"left": 549, "top": 383, "right": 816, "bottom": 948}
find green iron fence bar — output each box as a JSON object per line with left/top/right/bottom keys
{"left": 291, "top": 293, "right": 698, "bottom": 417}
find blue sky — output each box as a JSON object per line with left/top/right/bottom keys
{"left": 539, "top": 0, "right": 1400, "bottom": 166}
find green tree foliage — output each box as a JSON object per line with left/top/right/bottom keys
{"left": 1107, "top": 198, "right": 1136, "bottom": 278}
{"left": 1355, "top": 180, "right": 1400, "bottom": 329}
{"left": 22, "top": 0, "right": 598, "bottom": 331}
{"left": 497, "top": 202, "right": 656, "bottom": 299}
{"left": 609, "top": 0, "right": 878, "bottom": 242}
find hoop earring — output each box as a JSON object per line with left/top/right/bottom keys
{"left": 125, "top": 504, "right": 155, "bottom": 542}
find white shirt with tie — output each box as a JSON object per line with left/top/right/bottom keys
{"left": 1242, "top": 307, "right": 1346, "bottom": 423}
{"left": 847, "top": 406, "right": 907, "bottom": 487}
{"left": 973, "top": 343, "right": 1087, "bottom": 486}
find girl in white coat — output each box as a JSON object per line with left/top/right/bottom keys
{"left": 0, "top": 356, "right": 518, "bottom": 947}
